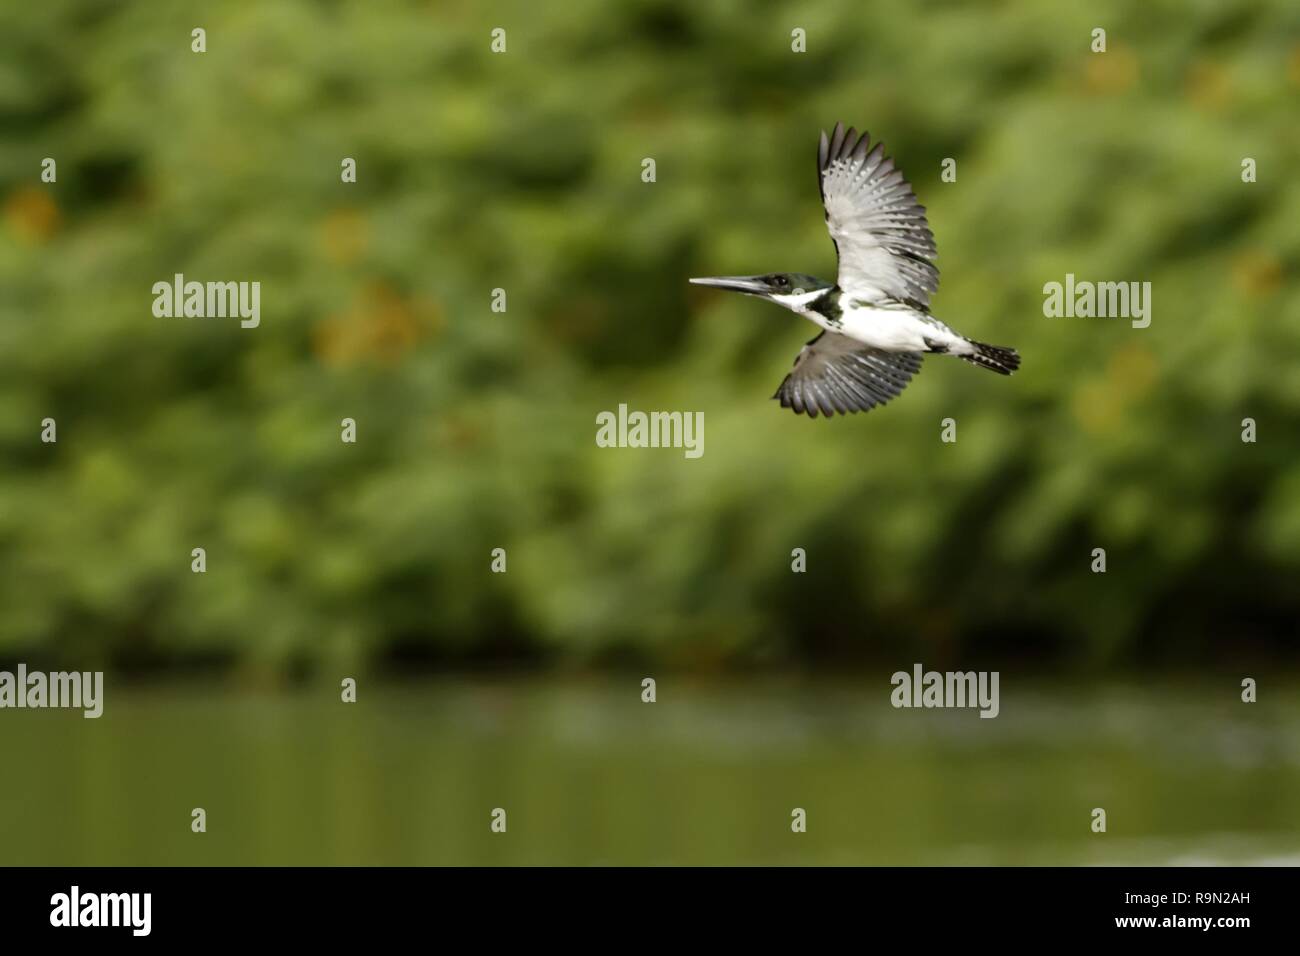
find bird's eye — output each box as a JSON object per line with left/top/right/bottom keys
{"left": 772, "top": 275, "right": 789, "bottom": 288}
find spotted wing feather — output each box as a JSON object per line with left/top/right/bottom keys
{"left": 819, "top": 122, "right": 938, "bottom": 308}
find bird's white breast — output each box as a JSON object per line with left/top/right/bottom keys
{"left": 814, "top": 297, "right": 959, "bottom": 353}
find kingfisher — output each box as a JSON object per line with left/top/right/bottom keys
{"left": 690, "top": 123, "right": 1019, "bottom": 417}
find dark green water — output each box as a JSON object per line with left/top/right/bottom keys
{"left": 2, "top": 678, "right": 1296, "bottom": 865}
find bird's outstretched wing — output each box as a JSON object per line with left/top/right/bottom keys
{"left": 818, "top": 123, "right": 938, "bottom": 307}
{"left": 774, "top": 332, "right": 923, "bottom": 417}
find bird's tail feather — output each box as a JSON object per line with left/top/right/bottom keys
{"left": 961, "top": 340, "right": 1020, "bottom": 375}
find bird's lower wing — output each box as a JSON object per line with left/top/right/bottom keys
{"left": 774, "top": 332, "right": 923, "bottom": 418}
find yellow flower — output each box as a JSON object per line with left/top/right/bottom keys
{"left": 314, "top": 282, "right": 439, "bottom": 366}
{"left": 318, "top": 208, "right": 369, "bottom": 265}
{"left": 1083, "top": 45, "right": 1138, "bottom": 95}
{"left": 1232, "top": 252, "right": 1282, "bottom": 298}
{"left": 1186, "top": 60, "right": 1231, "bottom": 112}
{"left": 4, "top": 187, "right": 61, "bottom": 243}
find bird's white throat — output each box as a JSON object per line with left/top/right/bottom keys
{"left": 769, "top": 287, "right": 828, "bottom": 314}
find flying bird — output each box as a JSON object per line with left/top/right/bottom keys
{"left": 690, "top": 123, "right": 1019, "bottom": 417}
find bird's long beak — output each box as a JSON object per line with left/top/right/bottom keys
{"left": 689, "top": 275, "right": 769, "bottom": 295}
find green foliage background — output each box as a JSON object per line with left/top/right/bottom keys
{"left": 2, "top": 0, "right": 1298, "bottom": 676}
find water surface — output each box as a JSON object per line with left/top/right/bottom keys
{"left": 2, "top": 677, "right": 1296, "bottom": 865}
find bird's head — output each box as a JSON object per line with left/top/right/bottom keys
{"left": 689, "top": 273, "right": 834, "bottom": 313}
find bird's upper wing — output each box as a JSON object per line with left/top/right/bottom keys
{"left": 818, "top": 123, "right": 938, "bottom": 307}
{"left": 774, "top": 331, "right": 923, "bottom": 418}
